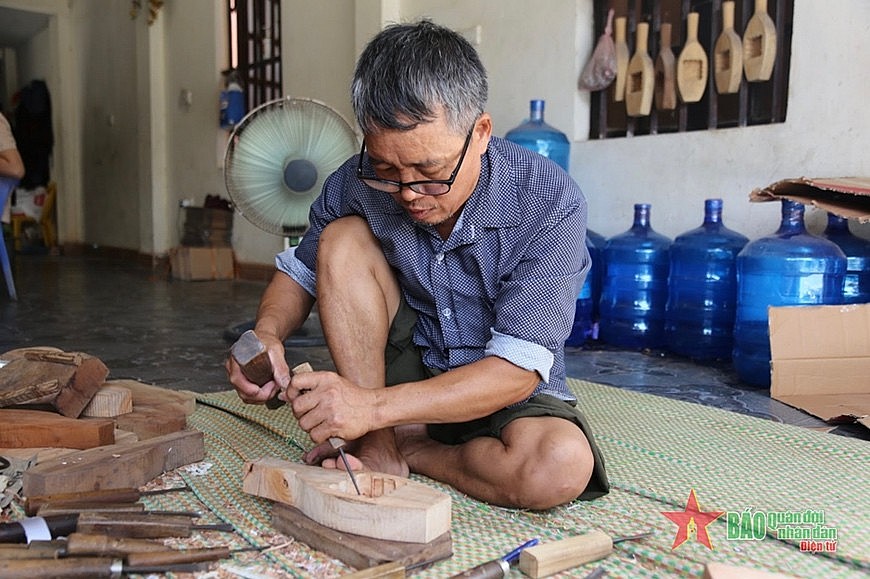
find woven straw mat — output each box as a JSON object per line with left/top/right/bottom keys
{"left": 177, "top": 378, "right": 869, "bottom": 578}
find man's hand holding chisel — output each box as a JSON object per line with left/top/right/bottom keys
{"left": 229, "top": 330, "right": 363, "bottom": 495}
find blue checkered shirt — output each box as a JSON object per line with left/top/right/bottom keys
{"left": 276, "top": 136, "right": 589, "bottom": 402}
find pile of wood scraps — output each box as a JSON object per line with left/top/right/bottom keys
{"left": 0, "top": 346, "right": 241, "bottom": 577}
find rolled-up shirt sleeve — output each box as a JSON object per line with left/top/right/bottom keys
{"left": 485, "top": 329, "right": 555, "bottom": 384}
{"left": 275, "top": 246, "right": 316, "bottom": 297}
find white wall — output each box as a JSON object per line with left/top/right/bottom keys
{"left": 571, "top": 1, "right": 870, "bottom": 242}
{"left": 76, "top": 1, "right": 141, "bottom": 250}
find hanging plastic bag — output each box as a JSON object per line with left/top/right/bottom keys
{"left": 578, "top": 8, "right": 617, "bottom": 91}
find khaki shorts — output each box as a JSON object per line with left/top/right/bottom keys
{"left": 384, "top": 298, "right": 610, "bottom": 501}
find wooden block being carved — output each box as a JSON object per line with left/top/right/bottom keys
{"left": 243, "top": 457, "right": 451, "bottom": 544}
{"left": 0, "top": 409, "right": 115, "bottom": 449}
{"left": 81, "top": 385, "right": 134, "bottom": 417}
{"left": 272, "top": 502, "right": 452, "bottom": 571}
{"left": 23, "top": 429, "right": 205, "bottom": 496}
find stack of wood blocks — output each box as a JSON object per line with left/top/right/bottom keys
{"left": 0, "top": 347, "right": 203, "bottom": 499}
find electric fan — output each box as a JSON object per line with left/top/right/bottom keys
{"left": 224, "top": 96, "right": 359, "bottom": 243}
{"left": 222, "top": 96, "right": 359, "bottom": 346}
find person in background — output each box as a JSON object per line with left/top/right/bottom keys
{"left": 0, "top": 111, "right": 26, "bottom": 225}
{"left": 227, "top": 20, "right": 608, "bottom": 510}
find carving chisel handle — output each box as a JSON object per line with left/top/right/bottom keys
{"left": 291, "top": 363, "right": 348, "bottom": 451}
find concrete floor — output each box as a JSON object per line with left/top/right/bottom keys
{"left": 1, "top": 252, "right": 866, "bottom": 441}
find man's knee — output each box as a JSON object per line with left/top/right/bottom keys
{"left": 506, "top": 424, "right": 595, "bottom": 510}
{"left": 319, "top": 216, "right": 372, "bottom": 257}
{"left": 317, "top": 216, "right": 385, "bottom": 276}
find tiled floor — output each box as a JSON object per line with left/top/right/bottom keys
{"left": 1, "top": 252, "right": 866, "bottom": 441}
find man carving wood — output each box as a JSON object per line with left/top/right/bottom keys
{"left": 227, "top": 20, "right": 609, "bottom": 510}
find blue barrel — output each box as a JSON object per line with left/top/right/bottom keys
{"left": 598, "top": 204, "right": 672, "bottom": 349}
{"left": 665, "top": 199, "right": 749, "bottom": 360}
{"left": 732, "top": 200, "right": 847, "bottom": 386}
{"left": 505, "top": 100, "right": 570, "bottom": 171}
{"left": 566, "top": 232, "right": 601, "bottom": 347}
{"left": 820, "top": 212, "right": 870, "bottom": 304}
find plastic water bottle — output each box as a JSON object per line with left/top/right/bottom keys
{"left": 566, "top": 233, "right": 601, "bottom": 347}
{"left": 598, "top": 204, "right": 672, "bottom": 349}
{"left": 505, "top": 100, "right": 570, "bottom": 171}
{"left": 732, "top": 200, "right": 847, "bottom": 387}
{"left": 665, "top": 199, "right": 749, "bottom": 360}
{"left": 820, "top": 212, "right": 870, "bottom": 304}
{"left": 220, "top": 78, "right": 245, "bottom": 129}
{"left": 587, "top": 228, "right": 607, "bottom": 323}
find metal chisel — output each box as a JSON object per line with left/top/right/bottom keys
{"left": 230, "top": 330, "right": 362, "bottom": 496}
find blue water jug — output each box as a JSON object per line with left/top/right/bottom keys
{"left": 665, "top": 199, "right": 749, "bottom": 360}
{"left": 587, "top": 228, "right": 607, "bottom": 323}
{"left": 820, "top": 212, "right": 870, "bottom": 304}
{"left": 220, "top": 81, "right": 245, "bottom": 129}
{"left": 505, "top": 100, "right": 570, "bottom": 171}
{"left": 598, "top": 204, "right": 672, "bottom": 349}
{"left": 732, "top": 200, "right": 847, "bottom": 387}
{"left": 566, "top": 232, "right": 601, "bottom": 347}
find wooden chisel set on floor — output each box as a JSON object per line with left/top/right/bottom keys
{"left": 0, "top": 487, "right": 249, "bottom": 578}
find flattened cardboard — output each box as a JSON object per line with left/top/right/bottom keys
{"left": 769, "top": 304, "right": 870, "bottom": 427}
{"left": 170, "top": 246, "right": 235, "bottom": 281}
{"left": 750, "top": 176, "right": 870, "bottom": 223}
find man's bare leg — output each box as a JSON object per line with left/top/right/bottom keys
{"left": 397, "top": 417, "right": 595, "bottom": 510}
{"left": 304, "top": 216, "right": 408, "bottom": 477}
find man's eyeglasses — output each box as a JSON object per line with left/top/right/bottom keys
{"left": 356, "top": 128, "right": 474, "bottom": 196}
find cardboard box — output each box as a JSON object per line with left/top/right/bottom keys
{"left": 769, "top": 303, "right": 870, "bottom": 429}
{"left": 750, "top": 176, "right": 870, "bottom": 223}
{"left": 180, "top": 207, "right": 234, "bottom": 247}
{"left": 170, "top": 246, "right": 235, "bottom": 281}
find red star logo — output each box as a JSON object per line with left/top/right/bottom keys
{"left": 661, "top": 489, "right": 724, "bottom": 550}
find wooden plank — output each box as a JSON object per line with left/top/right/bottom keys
{"left": 22, "top": 430, "right": 205, "bottom": 496}
{"left": 243, "top": 457, "right": 451, "bottom": 544}
{"left": 107, "top": 380, "right": 195, "bottom": 440}
{"left": 110, "top": 380, "right": 197, "bottom": 415}
{"left": 0, "top": 447, "right": 77, "bottom": 465}
{"left": 114, "top": 408, "right": 188, "bottom": 440}
{"left": 0, "top": 409, "right": 114, "bottom": 449}
{"left": 272, "top": 502, "right": 452, "bottom": 571}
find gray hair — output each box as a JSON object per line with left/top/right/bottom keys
{"left": 351, "top": 19, "right": 488, "bottom": 136}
